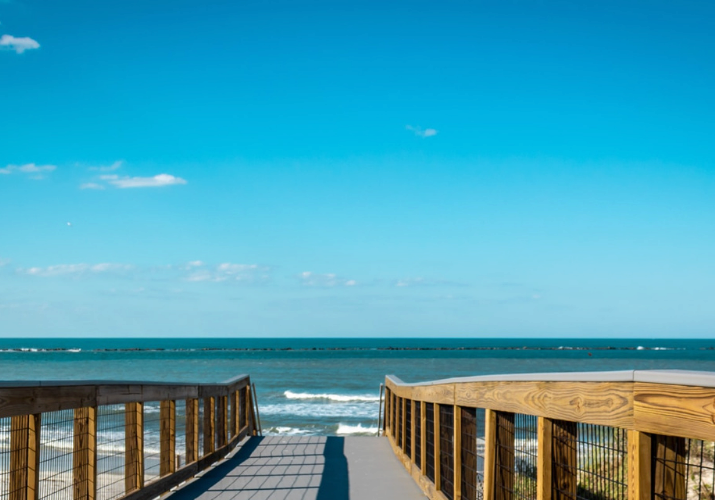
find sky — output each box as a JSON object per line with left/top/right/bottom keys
{"left": 1, "top": 0, "right": 714, "bottom": 338}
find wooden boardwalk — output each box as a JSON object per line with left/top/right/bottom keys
{"left": 167, "top": 436, "right": 426, "bottom": 500}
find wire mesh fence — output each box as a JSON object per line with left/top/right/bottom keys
{"left": 143, "top": 402, "right": 161, "bottom": 484}
{"left": 405, "top": 399, "right": 412, "bottom": 458}
{"left": 653, "top": 436, "right": 715, "bottom": 500}
{"left": 461, "top": 407, "right": 486, "bottom": 500}
{"left": 38, "top": 410, "right": 74, "bottom": 500}
{"left": 514, "top": 413, "right": 538, "bottom": 500}
{"left": 175, "top": 400, "right": 186, "bottom": 469}
{"left": 426, "top": 403, "right": 435, "bottom": 482}
{"left": 397, "top": 397, "right": 403, "bottom": 449}
{"left": 415, "top": 401, "right": 422, "bottom": 470}
{"left": 440, "top": 404, "right": 455, "bottom": 500}
{"left": 238, "top": 388, "right": 247, "bottom": 431}
{"left": 0, "top": 417, "right": 9, "bottom": 500}
{"left": 96, "top": 404, "right": 126, "bottom": 500}
{"left": 574, "top": 423, "right": 628, "bottom": 500}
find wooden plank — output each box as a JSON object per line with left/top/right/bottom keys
{"left": 483, "top": 409, "right": 497, "bottom": 500}
{"left": 160, "top": 400, "right": 176, "bottom": 476}
{"left": 125, "top": 402, "right": 144, "bottom": 494}
{"left": 652, "top": 434, "right": 687, "bottom": 500}
{"left": 634, "top": 382, "right": 715, "bottom": 441}
{"left": 421, "top": 401, "right": 427, "bottom": 473}
{"left": 461, "top": 408, "right": 478, "bottom": 500}
{"left": 245, "top": 386, "right": 253, "bottom": 434}
{"left": 402, "top": 398, "right": 407, "bottom": 452}
{"left": 231, "top": 390, "right": 239, "bottom": 438}
{"left": 456, "top": 381, "right": 633, "bottom": 429}
{"left": 628, "top": 430, "right": 651, "bottom": 500}
{"left": 412, "top": 384, "right": 456, "bottom": 405}
{"left": 203, "top": 397, "right": 215, "bottom": 456}
{"left": 537, "top": 417, "right": 553, "bottom": 500}
{"left": 494, "top": 412, "right": 515, "bottom": 500}
{"left": 0, "top": 386, "right": 97, "bottom": 418}
{"left": 552, "top": 420, "right": 577, "bottom": 500}
{"left": 186, "top": 398, "right": 199, "bottom": 463}
{"left": 217, "top": 395, "right": 228, "bottom": 448}
{"left": 9, "top": 413, "right": 41, "bottom": 500}
{"left": 385, "top": 389, "right": 390, "bottom": 434}
{"left": 454, "top": 405, "right": 462, "bottom": 500}
{"left": 411, "top": 400, "right": 417, "bottom": 464}
{"left": 28, "top": 414, "right": 40, "bottom": 500}
{"left": 247, "top": 385, "right": 257, "bottom": 436}
{"left": 435, "top": 403, "right": 441, "bottom": 491}
{"left": 73, "top": 407, "right": 97, "bottom": 500}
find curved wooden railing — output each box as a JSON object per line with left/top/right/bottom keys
{"left": 384, "top": 370, "right": 715, "bottom": 500}
{"left": 0, "top": 375, "right": 259, "bottom": 500}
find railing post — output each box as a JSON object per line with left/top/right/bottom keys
{"left": 483, "top": 409, "right": 496, "bottom": 500}
{"left": 411, "top": 400, "right": 416, "bottom": 465}
{"left": 186, "top": 398, "right": 199, "bottom": 463}
{"left": 10, "top": 414, "right": 40, "bottom": 500}
{"left": 247, "top": 386, "right": 256, "bottom": 436}
{"left": 217, "top": 395, "right": 228, "bottom": 448}
{"left": 552, "top": 420, "right": 577, "bottom": 500}
{"left": 537, "top": 417, "right": 553, "bottom": 500}
{"left": 628, "top": 430, "right": 652, "bottom": 500}
{"left": 454, "top": 405, "right": 462, "bottom": 500}
{"left": 652, "top": 434, "right": 687, "bottom": 500}
{"left": 231, "top": 390, "right": 239, "bottom": 438}
{"left": 421, "top": 401, "right": 427, "bottom": 473}
{"left": 434, "top": 403, "right": 441, "bottom": 491}
{"left": 73, "top": 408, "right": 96, "bottom": 500}
{"left": 244, "top": 387, "right": 252, "bottom": 434}
{"left": 160, "top": 400, "right": 176, "bottom": 476}
{"left": 495, "top": 411, "right": 515, "bottom": 500}
{"left": 203, "top": 397, "right": 215, "bottom": 455}
{"left": 125, "top": 402, "right": 144, "bottom": 494}
{"left": 402, "top": 398, "right": 407, "bottom": 452}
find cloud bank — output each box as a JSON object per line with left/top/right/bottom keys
{"left": 0, "top": 163, "right": 56, "bottom": 179}
{"left": 100, "top": 173, "right": 187, "bottom": 189}
{"left": 298, "top": 272, "right": 357, "bottom": 288}
{"left": 0, "top": 34, "right": 40, "bottom": 54}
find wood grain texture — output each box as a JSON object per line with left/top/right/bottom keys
{"left": 552, "top": 420, "right": 577, "bottom": 500}
{"left": 125, "top": 402, "right": 144, "bottom": 494}
{"left": 634, "top": 382, "right": 715, "bottom": 440}
{"left": 653, "top": 435, "right": 687, "bottom": 500}
{"left": 160, "top": 400, "right": 176, "bottom": 477}
{"left": 537, "top": 417, "right": 553, "bottom": 500}
{"left": 185, "top": 398, "right": 199, "bottom": 464}
{"left": 627, "top": 430, "right": 651, "bottom": 500}
{"left": 483, "top": 409, "right": 497, "bottom": 500}
{"left": 421, "top": 401, "right": 427, "bottom": 473}
{"left": 456, "top": 381, "right": 633, "bottom": 428}
{"left": 217, "top": 396, "right": 228, "bottom": 448}
{"left": 494, "top": 412, "right": 514, "bottom": 500}
{"left": 454, "top": 405, "right": 462, "bottom": 500}
{"left": 10, "top": 413, "right": 40, "bottom": 500}
{"left": 411, "top": 400, "right": 417, "bottom": 464}
{"left": 0, "top": 386, "right": 97, "bottom": 418}
{"left": 203, "top": 397, "right": 215, "bottom": 456}
{"left": 73, "top": 407, "right": 97, "bottom": 500}
{"left": 413, "top": 385, "right": 456, "bottom": 405}
{"left": 434, "top": 403, "right": 441, "bottom": 491}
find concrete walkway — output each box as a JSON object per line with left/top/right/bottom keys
{"left": 168, "top": 436, "right": 426, "bottom": 500}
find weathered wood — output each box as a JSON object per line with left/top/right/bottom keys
{"left": 653, "top": 434, "right": 687, "bottom": 500}
{"left": 552, "top": 420, "right": 577, "bottom": 500}
{"left": 0, "top": 386, "right": 97, "bottom": 418}
{"left": 230, "top": 390, "right": 239, "bottom": 438}
{"left": 411, "top": 399, "right": 417, "bottom": 464}
{"left": 454, "top": 405, "right": 462, "bottom": 500}
{"left": 125, "top": 402, "right": 144, "bottom": 494}
{"left": 634, "top": 383, "right": 715, "bottom": 441}
{"left": 160, "top": 400, "right": 176, "bottom": 477}
{"left": 461, "top": 408, "right": 478, "bottom": 500}
{"left": 186, "top": 398, "right": 199, "bottom": 463}
{"left": 412, "top": 384, "right": 456, "bottom": 405}
{"left": 628, "top": 430, "right": 651, "bottom": 500}
{"left": 435, "top": 403, "right": 441, "bottom": 491}
{"left": 73, "top": 408, "right": 96, "bottom": 500}
{"left": 402, "top": 398, "right": 407, "bottom": 452}
{"left": 483, "top": 409, "right": 497, "bottom": 500}
{"left": 494, "top": 412, "right": 514, "bottom": 500}
{"left": 217, "top": 395, "right": 228, "bottom": 448}
{"left": 421, "top": 401, "right": 428, "bottom": 473}
{"left": 10, "top": 413, "right": 41, "bottom": 500}
{"left": 247, "top": 385, "right": 257, "bottom": 436}
{"left": 203, "top": 397, "right": 215, "bottom": 455}
{"left": 456, "top": 381, "right": 633, "bottom": 429}
{"left": 537, "top": 417, "right": 553, "bottom": 500}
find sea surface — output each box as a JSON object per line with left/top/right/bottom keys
{"left": 1, "top": 338, "right": 714, "bottom": 436}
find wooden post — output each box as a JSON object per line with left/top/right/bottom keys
{"left": 10, "top": 414, "right": 41, "bottom": 500}
{"left": 454, "top": 405, "right": 462, "bottom": 500}
{"left": 385, "top": 389, "right": 390, "bottom": 435}
{"left": 245, "top": 387, "right": 253, "bottom": 434}
{"left": 411, "top": 400, "right": 416, "bottom": 464}
{"left": 73, "top": 408, "right": 96, "bottom": 500}
{"left": 552, "top": 420, "right": 577, "bottom": 500}
{"left": 461, "top": 408, "right": 478, "bottom": 500}
{"left": 434, "top": 403, "right": 441, "bottom": 490}
{"left": 186, "top": 398, "right": 199, "bottom": 464}
{"left": 125, "top": 402, "right": 144, "bottom": 494}
{"left": 402, "top": 398, "right": 407, "bottom": 451}
{"left": 653, "top": 435, "right": 687, "bottom": 500}
{"left": 537, "top": 417, "right": 553, "bottom": 500}
{"left": 217, "top": 395, "right": 228, "bottom": 448}
{"left": 495, "top": 412, "right": 515, "bottom": 500}
{"left": 203, "top": 397, "right": 215, "bottom": 455}
{"left": 231, "top": 390, "right": 239, "bottom": 438}
{"left": 160, "top": 400, "right": 176, "bottom": 476}
{"left": 628, "top": 430, "right": 652, "bottom": 500}
{"left": 247, "top": 386, "right": 257, "bottom": 436}
{"left": 483, "top": 409, "right": 497, "bottom": 500}
{"left": 421, "top": 401, "right": 427, "bottom": 473}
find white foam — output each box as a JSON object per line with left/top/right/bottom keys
{"left": 260, "top": 403, "right": 377, "bottom": 419}
{"left": 284, "top": 391, "right": 380, "bottom": 402}
{"left": 336, "top": 423, "right": 378, "bottom": 435}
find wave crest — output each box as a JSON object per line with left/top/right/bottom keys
{"left": 284, "top": 391, "right": 379, "bottom": 402}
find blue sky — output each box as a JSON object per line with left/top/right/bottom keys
{"left": 1, "top": 0, "right": 713, "bottom": 337}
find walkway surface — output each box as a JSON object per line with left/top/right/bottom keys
{"left": 168, "top": 436, "right": 426, "bottom": 500}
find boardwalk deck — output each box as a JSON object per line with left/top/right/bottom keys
{"left": 167, "top": 436, "right": 426, "bottom": 500}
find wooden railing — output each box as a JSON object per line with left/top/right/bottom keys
{"left": 0, "top": 375, "right": 258, "bottom": 500}
{"left": 384, "top": 370, "right": 715, "bottom": 500}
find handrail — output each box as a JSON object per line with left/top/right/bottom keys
{"left": 383, "top": 369, "right": 715, "bottom": 500}
{"left": 0, "top": 374, "right": 258, "bottom": 500}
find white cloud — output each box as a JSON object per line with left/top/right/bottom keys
{"left": 0, "top": 163, "right": 56, "bottom": 178}
{"left": 0, "top": 257, "right": 9, "bottom": 267}
{"left": 298, "top": 272, "right": 357, "bottom": 288}
{"left": 394, "top": 277, "right": 464, "bottom": 287}
{"left": 88, "top": 160, "right": 123, "bottom": 172}
{"left": 186, "top": 263, "right": 270, "bottom": 283}
{"left": 406, "top": 125, "right": 438, "bottom": 138}
{"left": 19, "top": 263, "right": 133, "bottom": 277}
{"left": 0, "top": 34, "right": 40, "bottom": 54}
{"left": 79, "top": 182, "right": 105, "bottom": 190}
{"left": 106, "top": 173, "right": 187, "bottom": 189}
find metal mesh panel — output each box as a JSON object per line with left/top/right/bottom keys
{"left": 440, "top": 404, "right": 455, "bottom": 500}
{"left": 397, "top": 397, "right": 402, "bottom": 448}
{"left": 198, "top": 399, "right": 205, "bottom": 458}
{"left": 514, "top": 414, "right": 538, "bottom": 500}
{"left": 415, "top": 402, "right": 422, "bottom": 470}
{"left": 392, "top": 394, "right": 397, "bottom": 439}
{"left": 143, "top": 403, "right": 161, "bottom": 483}
{"left": 405, "top": 400, "right": 412, "bottom": 458}
{"left": 0, "top": 417, "right": 9, "bottom": 500}
{"left": 653, "top": 437, "right": 715, "bottom": 500}
{"left": 2, "top": 416, "right": 33, "bottom": 500}
{"left": 575, "top": 424, "right": 628, "bottom": 500}
{"left": 38, "top": 410, "right": 74, "bottom": 500}
{"left": 175, "top": 400, "right": 186, "bottom": 469}
{"left": 426, "top": 403, "right": 436, "bottom": 482}
{"left": 238, "top": 388, "right": 247, "bottom": 431}
{"left": 461, "top": 407, "right": 486, "bottom": 500}
{"left": 96, "top": 404, "right": 126, "bottom": 500}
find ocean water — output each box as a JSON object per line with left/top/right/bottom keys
{"left": 1, "top": 338, "right": 714, "bottom": 436}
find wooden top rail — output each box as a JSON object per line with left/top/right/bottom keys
{"left": 0, "top": 374, "right": 250, "bottom": 419}
{"left": 385, "top": 369, "right": 715, "bottom": 441}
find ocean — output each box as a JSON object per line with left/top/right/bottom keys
{"left": 1, "top": 337, "right": 714, "bottom": 436}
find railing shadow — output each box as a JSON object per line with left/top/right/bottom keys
{"left": 316, "top": 437, "right": 350, "bottom": 500}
